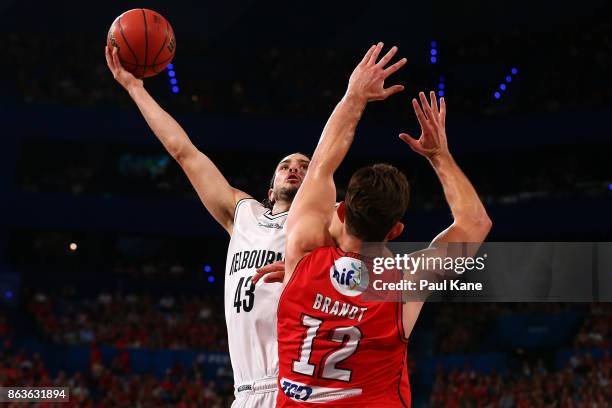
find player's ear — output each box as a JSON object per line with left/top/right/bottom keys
{"left": 268, "top": 188, "right": 274, "bottom": 205}
{"left": 336, "top": 201, "right": 346, "bottom": 223}
{"left": 386, "top": 222, "right": 404, "bottom": 241}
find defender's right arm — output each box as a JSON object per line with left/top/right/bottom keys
{"left": 106, "top": 46, "right": 249, "bottom": 234}
{"left": 399, "top": 92, "right": 492, "bottom": 338}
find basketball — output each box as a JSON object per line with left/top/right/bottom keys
{"left": 106, "top": 9, "right": 176, "bottom": 78}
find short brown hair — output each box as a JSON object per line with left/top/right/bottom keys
{"left": 344, "top": 164, "right": 410, "bottom": 241}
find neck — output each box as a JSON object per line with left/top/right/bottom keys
{"left": 271, "top": 200, "right": 291, "bottom": 215}
{"left": 336, "top": 230, "right": 363, "bottom": 255}
{"left": 336, "top": 227, "right": 387, "bottom": 257}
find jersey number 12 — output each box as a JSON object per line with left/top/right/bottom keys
{"left": 292, "top": 314, "right": 361, "bottom": 382}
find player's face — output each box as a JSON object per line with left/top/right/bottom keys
{"left": 270, "top": 153, "right": 310, "bottom": 203}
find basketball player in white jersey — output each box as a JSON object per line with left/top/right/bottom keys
{"left": 105, "top": 46, "right": 309, "bottom": 407}
{"left": 105, "top": 43, "right": 406, "bottom": 407}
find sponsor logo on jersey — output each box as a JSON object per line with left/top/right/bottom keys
{"left": 237, "top": 384, "right": 252, "bottom": 393}
{"left": 229, "top": 250, "right": 283, "bottom": 275}
{"left": 257, "top": 221, "right": 283, "bottom": 229}
{"left": 330, "top": 257, "right": 369, "bottom": 297}
{"left": 280, "top": 378, "right": 362, "bottom": 403}
{"left": 281, "top": 379, "right": 313, "bottom": 401}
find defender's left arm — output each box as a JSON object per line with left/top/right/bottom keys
{"left": 284, "top": 43, "right": 407, "bottom": 283}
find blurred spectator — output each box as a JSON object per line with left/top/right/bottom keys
{"left": 27, "top": 292, "right": 227, "bottom": 351}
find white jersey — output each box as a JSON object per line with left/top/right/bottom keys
{"left": 224, "top": 198, "right": 287, "bottom": 389}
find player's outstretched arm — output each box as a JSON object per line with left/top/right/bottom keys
{"left": 399, "top": 92, "right": 492, "bottom": 338}
{"left": 105, "top": 46, "right": 249, "bottom": 234}
{"left": 400, "top": 91, "right": 492, "bottom": 246}
{"left": 285, "top": 43, "right": 407, "bottom": 282}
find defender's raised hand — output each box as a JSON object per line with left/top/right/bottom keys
{"left": 346, "top": 42, "right": 407, "bottom": 103}
{"left": 105, "top": 46, "right": 143, "bottom": 91}
{"left": 400, "top": 91, "right": 449, "bottom": 160}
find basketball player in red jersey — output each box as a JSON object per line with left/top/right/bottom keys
{"left": 275, "top": 43, "right": 492, "bottom": 406}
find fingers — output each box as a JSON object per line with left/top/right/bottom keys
{"left": 399, "top": 133, "right": 425, "bottom": 154}
{"left": 383, "top": 84, "right": 405, "bottom": 98}
{"left": 256, "top": 261, "right": 285, "bottom": 274}
{"left": 252, "top": 270, "right": 284, "bottom": 284}
{"left": 105, "top": 46, "right": 115, "bottom": 71}
{"left": 252, "top": 261, "right": 285, "bottom": 284}
{"left": 430, "top": 90, "right": 439, "bottom": 118}
{"left": 367, "top": 42, "right": 384, "bottom": 65}
{"left": 440, "top": 97, "right": 446, "bottom": 127}
{"left": 412, "top": 98, "right": 431, "bottom": 131}
{"left": 360, "top": 44, "right": 377, "bottom": 65}
{"left": 383, "top": 57, "right": 407, "bottom": 78}
{"left": 418, "top": 92, "right": 434, "bottom": 122}
{"left": 376, "top": 45, "right": 398, "bottom": 68}
{"left": 111, "top": 46, "right": 124, "bottom": 71}
{"left": 263, "top": 271, "right": 285, "bottom": 283}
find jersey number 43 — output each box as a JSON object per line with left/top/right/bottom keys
{"left": 234, "top": 276, "right": 255, "bottom": 313}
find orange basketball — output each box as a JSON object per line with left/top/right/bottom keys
{"left": 107, "top": 9, "right": 176, "bottom": 78}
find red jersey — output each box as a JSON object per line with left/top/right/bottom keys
{"left": 277, "top": 246, "right": 411, "bottom": 407}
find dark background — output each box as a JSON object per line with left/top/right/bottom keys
{"left": 0, "top": 0, "right": 611, "bottom": 406}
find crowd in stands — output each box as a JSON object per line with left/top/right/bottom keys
{"left": 23, "top": 288, "right": 609, "bottom": 357}
{"left": 429, "top": 352, "right": 612, "bottom": 407}
{"left": 0, "top": 346, "right": 232, "bottom": 407}
{"left": 432, "top": 303, "right": 580, "bottom": 354}
{"left": 6, "top": 10, "right": 612, "bottom": 119}
{"left": 27, "top": 292, "right": 227, "bottom": 351}
{"left": 574, "top": 303, "right": 612, "bottom": 349}
{"left": 15, "top": 139, "right": 612, "bottom": 213}
{"left": 3, "top": 281, "right": 612, "bottom": 406}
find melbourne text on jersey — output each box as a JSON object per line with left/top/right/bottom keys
{"left": 228, "top": 249, "right": 283, "bottom": 275}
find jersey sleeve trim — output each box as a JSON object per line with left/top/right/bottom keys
{"left": 233, "top": 198, "right": 259, "bottom": 226}
{"left": 397, "top": 300, "right": 410, "bottom": 344}
{"left": 397, "top": 348, "right": 410, "bottom": 408}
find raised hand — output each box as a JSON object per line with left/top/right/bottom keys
{"left": 346, "top": 42, "right": 407, "bottom": 103}
{"left": 399, "top": 91, "right": 449, "bottom": 160}
{"left": 105, "top": 46, "right": 143, "bottom": 91}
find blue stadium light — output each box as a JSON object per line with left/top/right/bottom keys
{"left": 208, "top": 276, "right": 215, "bottom": 283}
{"left": 5, "top": 291, "right": 13, "bottom": 299}
{"left": 500, "top": 84, "right": 507, "bottom": 91}
{"left": 430, "top": 56, "right": 437, "bottom": 64}
{"left": 438, "top": 90, "right": 445, "bottom": 97}
{"left": 608, "top": 183, "right": 612, "bottom": 191}
{"left": 430, "top": 49, "right": 438, "bottom": 56}
{"left": 505, "top": 76, "right": 512, "bottom": 83}
{"left": 494, "top": 92, "right": 501, "bottom": 99}
{"left": 204, "top": 265, "right": 212, "bottom": 273}
{"left": 511, "top": 67, "right": 518, "bottom": 75}
{"left": 438, "top": 83, "right": 445, "bottom": 90}
{"left": 430, "top": 40, "right": 437, "bottom": 47}
{"left": 166, "top": 64, "right": 180, "bottom": 94}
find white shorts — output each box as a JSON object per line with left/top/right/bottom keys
{"left": 231, "top": 377, "right": 278, "bottom": 408}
